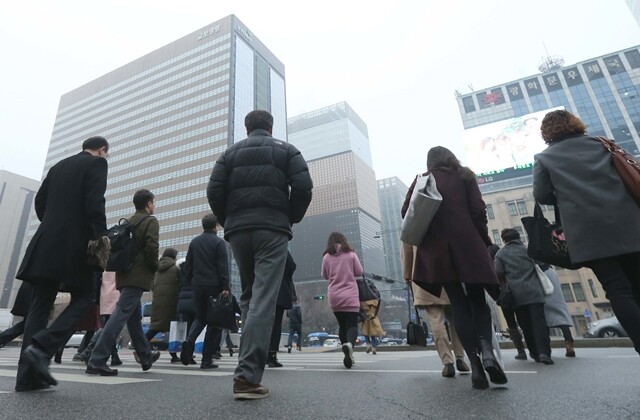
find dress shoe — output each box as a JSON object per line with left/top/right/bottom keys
{"left": 229, "top": 348, "right": 234, "bottom": 357}
{"left": 442, "top": 363, "right": 455, "bottom": 378}
{"left": 538, "top": 354, "right": 554, "bottom": 365}
{"left": 479, "top": 338, "right": 508, "bottom": 385}
{"left": 180, "top": 341, "right": 193, "bottom": 366}
{"left": 132, "top": 351, "right": 141, "bottom": 364}
{"left": 189, "top": 357, "right": 197, "bottom": 365}
{"left": 287, "top": 347, "right": 292, "bottom": 354}
{"left": 23, "top": 345, "right": 57, "bottom": 386}
{"left": 170, "top": 355, "right": 181, "bottom": 364}
{"left": 53, "top": 356, "right": 62, "bottom": 364}
{"left": 456, "top": 358, "right": 470, "bottom": 372}
{"left": 200, "top": 361, "right": 219, "bottom": 369}
{"left": 213, "top": 351, "right": 222, "bottom": 359}
{"left": 86, "top": 364, "right": 118, "bottom": 376}
{"left": 141, "top": 350, "right": 161, "bottom": 371}
{"left": 469, "top": 355, "right": 489, "bottom": 390}
{"left": 72, "top": 353, "right": 84, "bottom": 362}
{"left": 366, "top": 345, "right": 372, "bottom": 354}
{"left": 372, "top": 347, "right": 377, "bottom": 355}
{"left": 110, "top": 354, "right": 123, "bottom": 366}
{"left": 515, "top": 350, "right": 528, "bottom": 360}
{"left": 565, "top": 340, "right": 576, "bottom": 358}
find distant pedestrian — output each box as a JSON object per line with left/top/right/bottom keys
{"left": 401, "top": 146, "right": 507, "bottom": 390}
{"left": 321, "top": 232, "right": 363, "bottom": 369}
{"left": 175, "top": 258, "right": 197, "bottom": 365}
{"left": 533, "top": 109, "right": 640, "bottom": 356}
{"left": 267, "top": 251, "right": 297, "bottom": 368}
{"left": 98, "top": 271, "right": 122, "bottom": 365}
{"left": 146, "top": 248, "right": 180, "bottom": 363}
{"left": 539, "top": 264, "right": 576, "bottom": 357}
{"left": 494, "top": 228, "right": 552, "bottom": 365}
{"left": 86, "top": 189, "right": 161, "bottom": 376}
{"left": 208, "top": 109, "right": 312, "bottom": 400}
{"left": 14, "top": 136, "right": 110, "bottom": 392}
{"left": 287, "top": 299, "right": 303, "bottom": 353}
{"left": 360, "top": 299, "right": 383, "bottom": 355}
{"left": 179, "top": 214, "right": 229, "bottom": 370}
{"left": 402, "top": 242, "right": 469, "bottom": 377}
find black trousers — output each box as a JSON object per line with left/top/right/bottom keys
{"left": 586, "top": 252, "right": 640, "bottom": 355}
{"left": 17, "top": 281, "right": 93, "bottom": 388}
{"left": 515, "top": 303, "right": 550, "bottom": 358}
{"left": 501, "top": 307, "right": 519, "bottom": 330}
{"left": 186, "top": 285, "right": 222, "bottom": 363}
{"left": 0, "top": 320, "right": 25, "bottom": 346}
{"left": 333, "top": 312, "right": 358, "bottom": 346}
{"left": 442, "top": 283, "right": 493, "bottom": 358}
{"left": 269, "top": 306, "right": 285, "bottom": 353}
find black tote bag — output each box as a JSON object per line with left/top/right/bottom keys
{"left": 406, "top": 288, "right": 427, "bottom": 346}
{"left": 521, "top": 203, "right": 582, "bottom": 270}
{"left": 207, "top": 293, "right": 237, "bottom": 330}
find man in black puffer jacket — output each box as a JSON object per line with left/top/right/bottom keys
{"left": 207, "top": 110, "right": 312, "bottom": 400}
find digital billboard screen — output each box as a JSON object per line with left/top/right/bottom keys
{"left": 463, "top": 107, "right": 564, "bottom": 181}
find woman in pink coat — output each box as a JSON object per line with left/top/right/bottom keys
{"left": 321, "top": 232, "right": 363, "bottom": 369}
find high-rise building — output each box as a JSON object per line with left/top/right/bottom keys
{"left": 30, "top": 15, "right": 286, "bottom": 296}
{"left": 627, "top": 0, "right": 640, "bottom": 27}
{"left": 288, "top": 102, "right": 386, "bottom": 283}
{"left": 376, "top": 177, "right": 408, "bottom": 284}
{"left": 454, "top": 47, "right": 640, "bottom": 334}
{"left": 0, "top": 171, "right": 39, "bottom": 308}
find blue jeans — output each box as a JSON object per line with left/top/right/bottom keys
{"left": 287, "top": 325, "right": 302, "bottom": 348}
{"left": 365, "top": 336, "right": 379, "bottom": 347}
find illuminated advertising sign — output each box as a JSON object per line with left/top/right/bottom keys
{"left": 463, "top": 107, "right": 564, "bottom": 182}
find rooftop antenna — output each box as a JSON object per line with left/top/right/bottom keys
{"left": 538, "top": 42, "right": 564, "bottom": 74}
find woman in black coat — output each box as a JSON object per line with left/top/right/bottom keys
{"left": 175, "top": 258, "right": 196, "bottom": 364}
{"left": 533, "top": 109, "right": 640, "bottom": 355}
{"left": 402, "top": 147, "right": 506, "bottom": 390}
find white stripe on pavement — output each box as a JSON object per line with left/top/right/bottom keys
{"left": 0, "top": 369, "right": 160, "bottom": 385}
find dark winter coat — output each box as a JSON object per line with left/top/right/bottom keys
{"left": 287, "top": 305, "right": 302, "bottom": 329}
{"left": 176, "top": 259, "right": 195, "bottom": 317}
{"left": 493, "top": 240, "right": 545, "bottom": 307}
{"left": 276, "top": 252, "right": 297, "bottom": 310}
{"left": 185, "top": 231, "right": 229, "bottom": 290}
{"left": 11, "top": 282, "right": 34, "bottom": 317}
{"left": 16, "top": 151, "right": 108, "bottom": 294}
{"left": 115, "top": 210, "right": 159, "bottom": 291}
{"left": 149, "top": 256, "right": 180, "bottom": 331}
{"left": 401, "top": 168, "right": 500, "bottom": 299}
{"left": 533, "top": 134, "right": 640, "bottom": 263}
{"left": 207, "top": 129, "right": 313, "bottom": 240}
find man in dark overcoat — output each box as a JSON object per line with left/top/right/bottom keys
{"left": 14, "top": 136, "right": 110, "bottom": 392}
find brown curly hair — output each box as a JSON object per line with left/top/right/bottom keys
{"left": 540, "top": 110, "right": 587, "bottom": 144}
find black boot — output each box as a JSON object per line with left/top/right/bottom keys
{"left": 267, "top": 351, "right": 283, "bottom": 368}
{"left": 469, "top": 355, "right": 489, "bottom": 390}
{"left": 509, "top": 328, "right": 527, "bottom": 360}
{"left": 479, "top": 338, "right": 508, "bottom": 385}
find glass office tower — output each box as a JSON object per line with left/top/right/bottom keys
{"left": 288, "top": 102, "right": 386, "bottom": 282}
{"left": 29, "top": 15, "right": 286, "bottom": 296}
{"left": 376, "top": 177, "right": 409, "bottom": 284}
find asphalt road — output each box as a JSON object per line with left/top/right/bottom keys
{"left": 0, "top": 345, "right": 638, "bottom": 419}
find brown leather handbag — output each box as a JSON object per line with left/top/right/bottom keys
{"left": 595, "top": 136, "right": 640, "bottom": 207}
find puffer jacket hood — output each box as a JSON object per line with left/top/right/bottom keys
{"left": 157, "top": 256, "right": 176, "bottom": 273}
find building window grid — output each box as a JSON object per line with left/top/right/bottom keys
{"left": 506, "top": 201, "right": 518, "bottom": 216}
{"left": 486, "top": 204, "right": 495, "bottom": 219}
{"left": 588, "top": 279, "right": 599, "bottom": 298}
{"left": 56, "top": 33, "right": 232, "bottom": 117}
{"left": 572, "top": 282, "right": 587, "bottom": 302}
{"left": 561, "top": 283, "right": 575, "bottom": 302}
{"left": 52, "top": 54, "right": 231, "bottom": 134}
{"left": 492, "top": 229, "right": 501, "bottom": 245}
{"left": 516, "top": 199, "right": 527, "bottom": 215}
{"left": 48, "top": 74, "right": 230, "bottom": 151}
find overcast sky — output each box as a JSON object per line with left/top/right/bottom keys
{"left": 1, "top": 0, "right": 639, "bottom": 187}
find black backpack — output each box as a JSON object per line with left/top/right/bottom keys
{"left": 105, "top": 216, "right": 149, "bottom": 272}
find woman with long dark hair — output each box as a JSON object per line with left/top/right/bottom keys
{"left": 401, "top": 146, "right": 507, "bottom": 389}
{"left": 534, "top": 109, "right": 640, "bottom": 355}
{"left": 321, "top": 232, "right": 363, "bottom": 369}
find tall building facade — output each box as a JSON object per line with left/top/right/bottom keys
{"left": 454, "top": 47, "right": 640, "bottom": 334}
{"left": 29, "top": 15, "right": 286, "bottom": 296}
{"left": 0, "top": 171, "right": 39, "bottom": 308}
{"left": 288, "top": 102, "right": 386, "bottom": 283}
{"left": 376, "top": 177, "right": 408, "bottom": 284}
{"left": 627, "top": 0, "right": 640, "bottom": 27}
